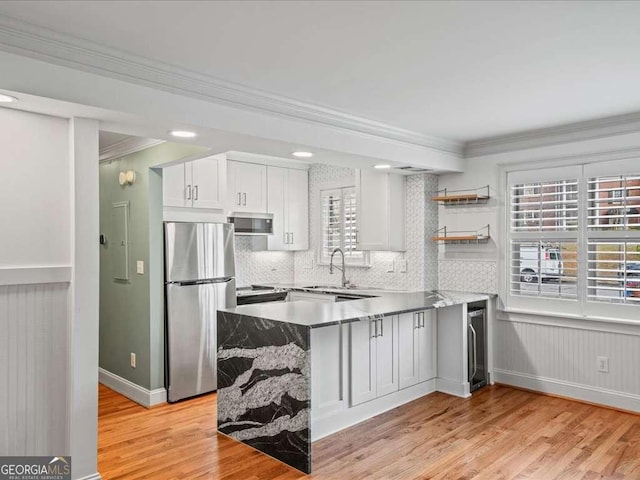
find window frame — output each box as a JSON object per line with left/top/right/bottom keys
{"left": 317, "top": 185, "right": 370, "bottom": 267}
{"left": 502, "top": 158, "right": 640, "bottom": 322}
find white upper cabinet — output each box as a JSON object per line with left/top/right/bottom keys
{"left": 162, "top": 154, "right": 226, "bottom": 209}
{"left": 267, "top": 166, "right": 309, "bottom": 251}
{"left": 355, "top": 169, "right": 405, "bottom": 251}
{"left": 227, "top": 160, "right": 267, "bottom": 213}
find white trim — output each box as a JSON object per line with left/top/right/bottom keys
{"left": 226, "top": 151, "right": 312, "bottom": 170}
{"left": 0, "top": 265, "right": 71, "bottom": 285}
{"left": 493, "top": 369, "right": 640, "bottom": 413}
{"left": 312, "top": 380, "right": 436, "bottom": 441}
{"left": 74, "top": 474, "right": 102, "bottom": 480}
{"left": 435, "top": 377, "right": 471, "bottom": 398}
{"left": 0, "top": 13, "right": 461, "bottom": 156}
{"left": 466, "top": 112, "right": 640, "bottom": 158}
{"left": 98, "top": 368, "right": 167, "bottom": 408}
{"left": 497, "top": 308, "right": 640, "bottom": 335}
{"left": 99, "top": 137, "right": 164, "bottom": 162}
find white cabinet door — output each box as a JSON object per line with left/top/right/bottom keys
{"left": 398, "top": 312, "right": 420, "bottom": 390}
{"left": 287, "top": 168, "right": 309, "bottom": 251}
{"left": 375, "top": 315, "right": 398, "bottom": 397}
{"left": 311, "top": 324, "right": 348, "bottom": 421}
{"left": 349, "top": 319, "right": 377, "bottom": 406}
{"left": 267, "top": 166, "right": 288, "bottom": 250}
{"left": 355, "top": 169, "right": 405, "bottom": 252}
{"left": 163, "top": 163, "right": 188, "bottom": 207}
{"left": 356, "top": 169, "right": 389, "bottom": 251}
{"left": 418, "top": 310, "right": 436, "bottom": 383}
{"left": 227, "top": 161, "right": 267, "bottom": 213}
{"left": 191, "top": 155, "right": 226, "bottom": 209}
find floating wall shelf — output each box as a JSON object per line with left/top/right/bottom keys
{"left": 432, "top": 185, "right": 490, "bottom": 206}
{"left": 432, "top": 224, "right": 491, "bottom": 244}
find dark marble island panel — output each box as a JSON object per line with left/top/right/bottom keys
{"left": 216, "top": 310, "right": 312, "bottom": 474}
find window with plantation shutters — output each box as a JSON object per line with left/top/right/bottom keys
{"left": 505, "top": 160, "right": 640, "bottom": 321}
{"left": 587, "top": 173, "right": 640, "bottom": 305}
{"left": 320, "top": 187, "right": 367, "bottom": 265}
{"left": 508, "top": 170, "right": 579, "bottom": 304}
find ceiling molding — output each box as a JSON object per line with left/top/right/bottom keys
{"left": 0, "top": 14, "right": 463, "bottom": 156}
{"left": 464, "top": 111, "right": 640, "bottom": 158}
{"left": 99, "top": 137, "right": 164, "bottom": 162}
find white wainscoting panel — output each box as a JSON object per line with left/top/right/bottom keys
{"left": 494, "top": 318, "right": 640, "bottom": 411}
{"left": 0, "top": 282, "right": 70, "bottom": 455}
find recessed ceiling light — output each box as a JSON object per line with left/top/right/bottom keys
{"left": 292, "top": 151, "right": 313, "bottom": 158}
{"left": 169, "top": 130, "right": 197, "bottom": 138}
{"left": 0, "top": 94, "right": 18, "bottom": 103}
{"left": 374, "top": 164, "right": 391, "bottom": 169}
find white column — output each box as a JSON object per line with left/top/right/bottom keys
{"left": 68, "top": 118, "right": 101, "bottom": 480}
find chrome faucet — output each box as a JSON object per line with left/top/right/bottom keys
{"left": 329, "top": 247, "right": 350, "bottom": 288}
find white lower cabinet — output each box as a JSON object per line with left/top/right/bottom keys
{"left": 310, "top": 323, "right": 349, "bottom": 420}
{"left": 350, "top": 315, "right": 398, "bottom": 406}
{"left": 398, "top": 310, "right": 436, "bottom": 390}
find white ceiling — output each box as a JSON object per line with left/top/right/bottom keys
{"left": 1, "top": 1, "right": 640, "bottom": 143}
{"left": 98, "top": 131, "right": 131, "bottom": 151}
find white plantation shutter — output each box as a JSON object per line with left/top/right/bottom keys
{"left": 507, "top": 166, "right": 581, "bottom": 313}
{"left": 586, "top": 171, "right": 640, "bottom": 305}
{"left": 320, "top": 187, "right": 366, "bottom": 265}
{"left": 506, "top": 159, "right": 640, "bottom": 321}
{"left": 510, "top": 179, "right": 579, "bottom": 232}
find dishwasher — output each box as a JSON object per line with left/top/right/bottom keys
{"left": 468, "top": 307, "right": 487, "bottom": 392}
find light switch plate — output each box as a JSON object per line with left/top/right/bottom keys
{"left": 136, "top": 260, "right": 144, "bottom": 275}
{"left": 387, "top": 261, "right": 395, "bottom": 273}
{"left": 399, "top": 260, "right": 408, "bottom": 273}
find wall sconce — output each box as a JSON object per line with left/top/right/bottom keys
{"left": 118, "top": 170, "right": 136, "bottom": 186}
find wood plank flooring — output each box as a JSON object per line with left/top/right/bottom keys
{"left": 98, "top": 384, "right": 640, "bottom": 479}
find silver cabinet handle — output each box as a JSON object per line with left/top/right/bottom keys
{"left": 378, "top": 317, "right": 384, "bottom": 337}
{"left": 242, "top": 192, "right": 247, "bottom": 206}
{"left": 421, "top": 312, "right": 425, "bottom": 328}
{"left": 237, "top": 192, "right": 241, "bottom": 205}
{"left": 193, "top": 185, "right": 198, "bottom": 201}
{"left": 284, "top": 232, "right": 289, "bottom": 244}
{"left": 186, "top": 185, "right": 192, "bottom": 200}
{"left": 370, "top": 319, "right": 377, "bottom": 339}
{"left": 413, "top": 313, "right": 418, "bottom": 330}
{"left": 468, "top": 323, "right": 478, "bottom": 380}
{"left": 290, "top": 232, "right": 294, "bottom": 244}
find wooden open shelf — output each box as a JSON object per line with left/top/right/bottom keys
{"left": 432, "top": 225, "right": 491, "bottom": 244}
{"left": 432, "top": 186, "right": 490, "bottom": 206}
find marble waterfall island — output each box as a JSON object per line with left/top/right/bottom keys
{"left": 216, "top": 311, "right": 312, "bottom": 473}
{"left": 216, "top": 289, "right": 494, "bottom": 474}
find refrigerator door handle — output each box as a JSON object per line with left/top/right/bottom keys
{"left": 468, "top": 323, "right": 478, "bottom": 381}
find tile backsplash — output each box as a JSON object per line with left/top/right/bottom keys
{"left": 234, "top": 236, "right": 295, "bottom": 288}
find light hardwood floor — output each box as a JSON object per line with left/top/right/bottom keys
{"left": 98, "top": 384, "right": 640, "bottom": 479}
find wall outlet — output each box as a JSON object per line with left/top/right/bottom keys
{"left": 136, "top": 260, "right": 144, "bottom": 275}
{"left": 399, "top": 259, "right": 408, "bottom": 273}
{"left": 130, "top": 352, "right": 136, "bottom": 368}
{"left": 597, "top": 356, "right": 609, "bottom": 373}
{"left": 387, "top": 261, "right": 395, "bottom": 273}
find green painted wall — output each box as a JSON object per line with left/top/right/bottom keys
{"left": 99, "top": 142, "right": 209, "bottom": 390}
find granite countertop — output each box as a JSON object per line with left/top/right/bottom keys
{"left": 221, "top": 283, "right": 495, "bottom": 328}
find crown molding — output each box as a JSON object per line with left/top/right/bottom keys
{"left": 99, "top": 137, "right": 164, "bottom": 162}
{"left": 0, "top": 14, "right": 463, "bottom": 156}
{"left": 465, "top": 111, "right": 640, "bottom": 158}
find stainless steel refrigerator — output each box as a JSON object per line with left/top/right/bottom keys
{"left": 164, "top": 222, "right": 236, "bottom": 402}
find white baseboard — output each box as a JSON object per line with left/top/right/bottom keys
{"left": 493, "top": 369, "right": 640, "bottom": 413}
{"left": 436, "top": 377, "right": 471, "bottom": 398}
{"left": 98, "top": 368, "right": 167, "bottom": 408}
{"left": 311, "top": 380, "right": 436, "bottom": 442}
{"left": 74, "top": 473, "right": 102, "bottom": 480}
